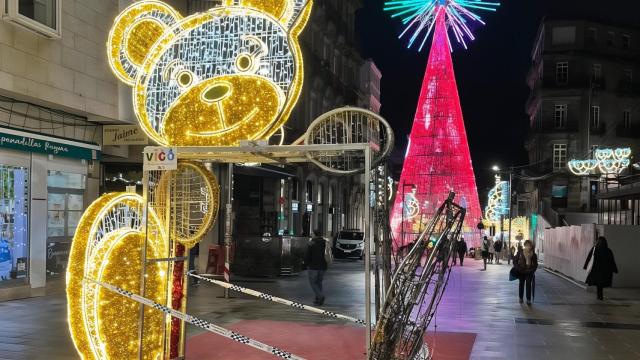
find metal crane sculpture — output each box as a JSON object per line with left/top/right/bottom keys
{"left": 370, "top": 192, "right": 466, "bottom": 360}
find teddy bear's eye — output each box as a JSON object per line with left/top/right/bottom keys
{"left": 236, "top": 54, "right": 253, "bottom": 72}
{"left": 176, "top": 70, "right": 194, "bottom": 88}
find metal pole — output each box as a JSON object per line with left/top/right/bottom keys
{"left": 224, "top": 163, "right": 233, "bottom": 299}
{"left": 137, "top": 170, "right": 151, "bottom": 360}
{"left": 364, "top": 146, "right": 372, "bottom": 358}
{"left": 507, "top": 169, "right": 513, "bottom": 265}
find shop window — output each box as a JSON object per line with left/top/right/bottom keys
{"left": 3, "top": 0, "right": 61, "bottom": 38}
{"left": 0, "top": 165, "right": 29, "bottom": 283}
{"left": 46, "top": 171, "right": 85, "bottom": 277}
{"left": 305, "top": 181, "right": 313, "bottom": 203}
{"left": 317, "top": 184, "right": 323, "bottom": 205}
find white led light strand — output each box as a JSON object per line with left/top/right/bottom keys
{"left": 568, "top": 147, "right": 632, "bottom": 176}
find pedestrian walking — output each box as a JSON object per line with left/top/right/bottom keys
{"left": 488, "top": 236, "right": 495, "bottom": 263}
{"left": 188, "top": 243, "right": 200, "bottom": 287}
{"left": 583, "top": 236, "right": 618, "bottom": 300}
{"left": 494, "top": 237, "right": 503, "bottom": 264}
{"left": 513, "top": 240, "right": 538, "bottom": 305}
{"left": 305, "top": 229, "right": 331, "bottom": 305}
{"left": 456, "top": 237, "right": 467, "bottom": 266}
{"left": 481, "top": 236, "right": 490, "bottom": 270}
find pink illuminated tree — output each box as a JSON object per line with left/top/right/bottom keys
{"left": 389, "top": 11, "right": 483, "bottom": 249}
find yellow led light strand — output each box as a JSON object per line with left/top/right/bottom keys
{"left": 155, "top": 161, "right": 221, "bottom": 248}
{"left": 108, "top": 0, "right": 313, "bottom": 147}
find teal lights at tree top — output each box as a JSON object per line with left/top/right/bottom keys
{"left": 384, "top": 0, "right": 500, "bottom": 50}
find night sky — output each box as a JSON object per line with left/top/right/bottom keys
{"left": 356, "top": 0, "right": 640, "bottom": 199}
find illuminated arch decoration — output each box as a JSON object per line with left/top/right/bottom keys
{"left": 484, "top": 177, "right": 509, "bottom": 224}
{"left": 67, "top": 162, "right": 220, "bottom": 359}
{"left": 107, "top": 0, "right": 313, "bottom": 146}
{"left": 304, "top": 107, "right": 395, "bottom": 175}
{"left": 568, "top": 147, "right": 632, "bottom": 175}
{"left": 66, "top": 193, "right": 168, "bottom": 360}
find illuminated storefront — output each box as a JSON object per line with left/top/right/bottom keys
{"left": 0, "top": 126, "right": 99, "bottom": 297}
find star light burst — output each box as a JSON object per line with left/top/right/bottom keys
{"left": 384, "top": 0, "right": 500, "bottom": 51}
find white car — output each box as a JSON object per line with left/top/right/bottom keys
{"left": 334, "top": 230, "right": 365, "bottom": 259}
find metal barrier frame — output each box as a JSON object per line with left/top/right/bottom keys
{"left": 139, "top": 143, "right": 377, "bottom": 359}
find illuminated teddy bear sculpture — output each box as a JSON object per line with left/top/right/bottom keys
{"left": 108, "top": 0, "right": 312, "bottom": 146}
{"left": 66, "top": 1, "right": 313, "bottom": 360}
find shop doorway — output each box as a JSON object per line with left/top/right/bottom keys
{"left": 46, "top": 171, "right": 85, "bottom": 278}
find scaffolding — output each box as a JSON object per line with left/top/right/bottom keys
{"left": 138, "top": 143, "right": 380, "bottom": 359}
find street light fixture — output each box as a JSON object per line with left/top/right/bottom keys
{"left": 492, "top": 165, "right": 500, "bottom": 172}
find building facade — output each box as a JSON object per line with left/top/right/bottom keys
{"left": 0, "top": 0, "right": 381, "bottom": 293}
{"left": 0, "top": 0, "right": 142, "bottom": 297}
{"left": 524, "top": 17, "right": 640, "bottom": 225}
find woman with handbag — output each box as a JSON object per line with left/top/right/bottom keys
{"left": 583, "top": 236, "right": 618, "bottom": 300}
{"left": 514, "top": 240, "right": 538, "bottom": 305}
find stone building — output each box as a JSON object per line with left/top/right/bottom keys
{"left": 523, "top": 16, "right": 640, "bottom": 226}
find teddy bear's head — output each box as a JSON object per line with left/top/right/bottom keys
{"left": 107, "top": 0, "right": 312, "bottom": 146}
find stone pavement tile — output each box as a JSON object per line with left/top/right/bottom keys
{"left": 1, "top": 257, "right": 640, "bottom": 359}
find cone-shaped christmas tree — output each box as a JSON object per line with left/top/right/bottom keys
{"left": 390, "top": 12, "right": 482, "bottom": 249}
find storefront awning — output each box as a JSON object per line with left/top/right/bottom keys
{"left": 0, "top": 126, "right": 101, "bottom": 160}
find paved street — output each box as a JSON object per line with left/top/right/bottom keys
{"left": 1, "top": 257, "right": 640, "bottom": 359}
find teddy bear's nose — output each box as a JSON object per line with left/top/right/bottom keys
{"left": 202, "top": 83, "right": 231, "bottom": 103}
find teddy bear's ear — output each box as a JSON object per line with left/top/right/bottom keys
{"left": 224, "top": 0, "right": 312, "bottom": 33}
{"left": 107, "top": 1, "right": 182, "bottom": 86}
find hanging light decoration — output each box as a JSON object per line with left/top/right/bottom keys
{"left": 384, "top": 0, "right": 500, "bottom": 51}
{"left": 568, "top": 147, "right": 632, "bottom": 176}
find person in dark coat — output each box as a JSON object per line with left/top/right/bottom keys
{"left": 305, "top": 229, "right": 328, "bottom": 305}
{"left": 454, "top": 237, "right": 467, "bottom": 266}
{"left": 493, "top": 238, "right": 503, "bottom": 264}
{"left": 481, "top": 236, "right": 490, "bottom": 270}
{"left": 583, "top": 236, "right": 618, "bottom": 300}
{"left": 188, "top": 243, "right": 200, "bottom": 287}
{"left": 514, "top": 240, "right": 538, "bottom": 305}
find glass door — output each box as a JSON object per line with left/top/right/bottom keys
{"left": 46, "top": 171, "right": 85, "bottom": 277}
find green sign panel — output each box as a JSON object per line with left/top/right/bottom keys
{"left": 0, "top": 128, "right": 100, "bottom": 160}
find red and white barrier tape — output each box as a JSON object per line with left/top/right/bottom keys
{"left": 84, "top": 278, "right": 305, "bottom": 360}
{"left": 188, "top": 272, "right": 367, "bottom": 326}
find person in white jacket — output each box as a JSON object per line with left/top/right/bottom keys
{"left": 488, "top": 236, "right": 495, "bottom": 264}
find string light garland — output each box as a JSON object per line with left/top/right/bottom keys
{"left": 568, "top": 147, "right": 632, "bottom": 176}
{"left": 107, "top": 0, "right": 313, "bottom": 147}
